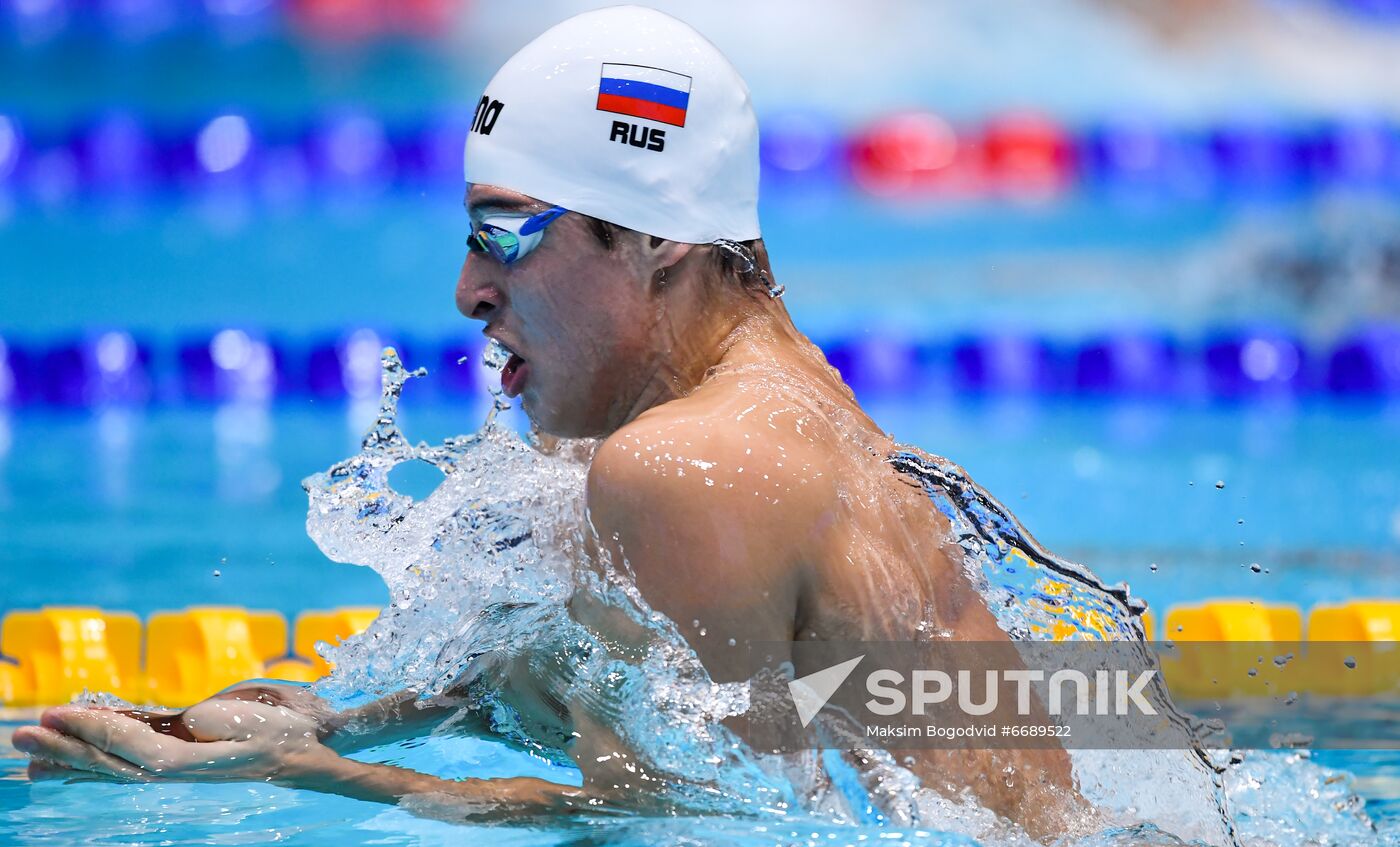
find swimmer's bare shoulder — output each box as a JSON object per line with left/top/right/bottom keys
{"left": 585, "top": 382, "right": 1094, "bottom": 838}
{"left": 585, "top": 382, "right": 840, "bottom": 680}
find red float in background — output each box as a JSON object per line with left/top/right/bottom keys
{"left": 289, "top": 0, "right": 459, "bottom": 41}
{"left": 978, "top": 111, "right": 1076, "bottom": 201}
{"left": 849, "top": 111, "right": 980, "bottom": 198}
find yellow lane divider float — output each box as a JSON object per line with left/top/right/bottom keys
{"left": 1307, "top": 601, "right": 1400, "bottom": 696}
{"left": 0, "top": 608, "right": 142, "bottom": 706}
{"left": 1, "top": 606, "right": 377, "bottom": 707}
{"left": 144, "top": 607, "right": 313, "bottom": 705}
{"left": 292, "top": 608, "right": 380, "bottom": 678}
{"left": 1156, "top": 599, "right": 1400, "bottom": 699}
{"left": 0, "top": 600, "right": 1396, "bottom": 707}
{"left": 1159, "top": 600, "right": 1301, "bottom": 697}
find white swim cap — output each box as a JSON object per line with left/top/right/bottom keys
{"left": 463, "top": 5, "right": 760, "bottom": 245}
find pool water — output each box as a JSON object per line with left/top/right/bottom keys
{"left": 1, "top": 384, "right": 1398, "bottom": 845}
{"left": 1, "top": 721, "right": 1398, "bottom": 845}
{"left": 1, "top": 394, "right": 1396, "bottom": 619}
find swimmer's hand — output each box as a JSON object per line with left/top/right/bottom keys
{"left": 11, "top": 696, "right": 335, "bottom": 786}
{"left": 14, "top": 687, "right": 608, "bottom": 820}
{"left": 15, "top": 699, "right": 606, "bottom": 820}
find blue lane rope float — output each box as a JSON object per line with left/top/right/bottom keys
{"left": 0, "top": 0, "right": 1395, "bottom": 50}
{"left": 0, "top": 110, "right": 1397, "bottom": 203}
{"left": 4, "top": 325, "right": 1398, "bottom": 407}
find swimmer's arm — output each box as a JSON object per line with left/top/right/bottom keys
{"left": 21, "top": 701, "right": 592, "bottom": 819}
{"left": 320, "top": 691, "right": 465, "bottom": 754}
{"left": 284, "top": 749, "right": 597, "bottom": 817}
{"left": 187, "top": 682, "right": 469, "bottom": 754}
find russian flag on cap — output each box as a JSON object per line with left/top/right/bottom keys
{"left": 597, "top": 63, "right": 692, "bottom": 127}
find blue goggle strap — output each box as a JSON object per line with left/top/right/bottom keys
{"left": 472, "top": 205, "right": 568, "bottom": 263}
{"left": 519, "top": 205, "right": 567, "bottom": 236}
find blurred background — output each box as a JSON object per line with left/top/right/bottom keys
{"left": 1, "top": 0, "right": 1399, "bottom": 621}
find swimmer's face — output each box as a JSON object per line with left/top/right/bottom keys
{"left": 456, "top": 184, "right": 679, "bottom": 438}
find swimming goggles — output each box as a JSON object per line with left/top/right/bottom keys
{"left": 467, "top": 205, "right": 568, "bottom": 265}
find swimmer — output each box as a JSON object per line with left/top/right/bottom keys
{"left": 13, "top": 7, "right": 1089, "bottom": 839}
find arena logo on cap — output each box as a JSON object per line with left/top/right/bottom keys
{"left": 596, "top": 63, "right": 691, "bottom": 128}
{"left": 471, "top": 96, "right": 505, "bottom": 136}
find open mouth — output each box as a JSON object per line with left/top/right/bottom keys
{"left": 500, "top": 347, "right": 529, "bottom": 398}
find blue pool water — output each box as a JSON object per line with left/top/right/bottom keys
{"left": 1, "top": 394, "right": 1396, "bottom": 620}
{"left": 0, "top": 737, "right": 1395, "bottom": 846}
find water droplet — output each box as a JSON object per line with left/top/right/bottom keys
{"left": 481, "top": 339, "right": 511, "bottom": 370}
{"left": 1149, "top": 563, "right": 1158, "bottom": 573}
{"left": 213, "top": 569, "right": 221, "bottom": 577}
{"left": 1343, "top": 656, "right": 1357, "bottom": 669}
{"left": 457, "top": 355, "right": 469, "bottom": 365}
{"left": 1249, "top": 563, "right": 1262, "bottom": 573}
{"left": 727, "top": 638, "right": 736, "bottom": 647}
{"left": 1237, "top": 519, "right": 1245, "bottom": 525}
{"left": 1215, "top": 480, "right": 1226, "bottom": 490}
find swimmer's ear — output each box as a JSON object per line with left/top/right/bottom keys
{"left": 639, "top": 236, "right": 693, "bottom": 293}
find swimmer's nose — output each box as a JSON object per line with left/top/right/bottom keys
{"left": 457, "top": 254, "right": 503, "bottom": 322}
{"left": 468, "top": 295, "right": 496, "bottom": 321}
